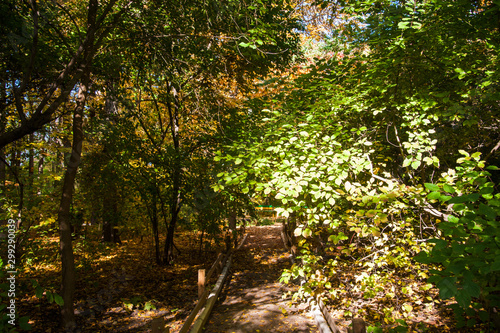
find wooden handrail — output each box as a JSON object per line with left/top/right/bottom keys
{"left": 189, "top": 256, "right": 233, "bottom": 333}
{"left": 179, "top": 232, "right": 248, "bottom": 333}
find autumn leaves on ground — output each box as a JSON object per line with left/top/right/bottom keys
{"left": 16, "top": 223, "right": 463, "bottom": 333}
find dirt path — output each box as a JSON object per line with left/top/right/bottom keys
{"left": 202, "top": 224, "right": 318, "bottom": 333}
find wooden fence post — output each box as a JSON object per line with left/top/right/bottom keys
{"left": 347, "top": 318, "right": 366, "bottom": 333}
{"left": 152, "top": 316, "right": 169, "bottom": 333}
{"left": 198, "top": 269, "right": 206, "bottom": 299}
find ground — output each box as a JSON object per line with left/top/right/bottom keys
{"left": 203, "top": 224, "right": 318, "bottom": 332}
{"left": 17, "top": 223, "right": 482, "bottom": 332}
{"left": 19, "top": 224, "right": 318, "bottom": 333}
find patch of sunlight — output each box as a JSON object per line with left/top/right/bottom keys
{"left": 94, "top": 253, "right": 119, "bottom": 262}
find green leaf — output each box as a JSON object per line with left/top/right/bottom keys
{"left": 19, "top": 316, "right": 32, "bottom": 331}
{"left": 398, "top": 21, "right": 410, "bottom": 29}
{"left": 479, "top": 203, "right": 497, "bottom": 220}
{"left": 452, "top": 203, "right": 466, "bottom": 211}
{"left": 427, "top": 191, "right": 441, "bottom": 200}
{"left": 458, "top": 150, "right": 469, "bottom": 157}
{"left": 302, "top": 228, "right": 313, "bottom": 238}
{"left": 411, "top": 21, "right": 422, "bottom": 29}
{"left": 365, "top": 210, "right": 377, "bottom": 218}
{"left": 456, "top": 291, "right": 471, "bottom": 309}
{"left": 463, "top": 280, "right": 480, "bottom": 298}
{"left": 35, "top": 285, "right": 43, "bottom": 299}
{"left": 429, "top": 239, "right": 447, "bottom": 250}
{"left": 54, "top": 293, "right": 64, "bottom": 306}
{"left": 490, "top": 259, "right": 500, "bottom": 272}
{"left": 443, "top": 184, "right": 456, "bottom": 194}
{"left": 424, "top": 183, "right": 440, "bottom": 192}
{"left": 437, "top": 277, "right": 457, "bottom": 299}
{"left": 471, "top": 152, "right": 481, "bottom": 160}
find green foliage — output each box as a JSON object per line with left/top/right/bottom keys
{"left": 31, "top": 280, "right": 64, "bottom": 306}
{"left": 215, "top": 0, "right": 500, "bottom": 327}
{"left": 415, "top": 153, "right": 500, "bottom": 327}
{"left": 121, "top": 295, "right": 157, "bottom": 312}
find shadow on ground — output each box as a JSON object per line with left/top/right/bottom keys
{"left": 203, "top": 225, "right": 318, "bottom": 333}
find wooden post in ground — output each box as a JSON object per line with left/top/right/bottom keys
{"left": 189, "top": 256, "right": 233, "bottom": 333}
{"left": 152, "top": 316, "right": 169, "bottom": 333}
{"left": 347, "top": 318, "right": 366, "bottom": 333}
{"left": 198, "top": 269, "right": 206, "bottom": 299}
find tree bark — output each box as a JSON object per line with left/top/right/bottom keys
{"left": 163, "top": 81, "right": 182, "bottom": 265}
{"left": 101, "top": 180, "right": 118, "bottom": 242}
{"left": 57, "top": 71, "right": 89, "bottom": 330}
{"left": 228, "top": 211, "right": 237, "bottom": 250}
{"left": 151, "top": 186, "right": 161, "bottom": 264}
{"left": 101, "top": 79, "right": 120, "bottom": 243}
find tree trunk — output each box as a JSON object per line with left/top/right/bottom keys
{"left": 163, "top": 81, "right": 182, "bottom": 265}
{"left": 101, "top": 79, "right": 120, "bottom": 243}
{"left": 198, "top": 228, "right": 205, "bottom": 258}
{"left": 151, "top": 187, "right": 161, "bottom": 264}
{"left": 28, "top": 133, "right": 34, "bottom": 209}
{"left": 164, "top": 220, "right": 177, "bottom": 264}
{"left": 164, "top": 175, "right": 181, "bottom": 264}
{"left": 101, "top": 181, "right": 118, "bottom": 242}
{"left": 58, "top": 73, "right": 89, "bottom": 330}
{"left": 164, "top": 162, "right": 181, "bottom": 264}
{"left": 228, "top": 211, "right": 237, "bottom": 249}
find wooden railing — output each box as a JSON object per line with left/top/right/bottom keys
{"left": 178, "top": 233, "right": 248, "bottom": 333}
{"left": 150, "top": 233, "right": 248, "bottom": 333}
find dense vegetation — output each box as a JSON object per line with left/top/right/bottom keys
{"left": 1, "top": 0, "right": 499, "bottom": 331}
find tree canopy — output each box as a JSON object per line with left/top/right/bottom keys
{"left": 216, "top": 0, "right": 500, "bottom": 329}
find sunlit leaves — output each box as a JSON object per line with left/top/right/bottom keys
{"left": 417, "top": 155, "right": 500, "bottom": 322}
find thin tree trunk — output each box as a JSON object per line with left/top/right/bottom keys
{"left": 228, "top": 211, "right": 237, "bottom": 249}
{"left": 164, "top": 166, "right": 181, "bottom": 264}
{"left": 101, "top": 180, "right": 118, "bottom": 242}
{"left": 58, "top": 73, "right": 89, "bottom": 330}
{"left": 198, "top": 228, "right": 205, "bottom": 258}
{"left": 101, "top": 80, "right": 119, "bottom": 243}
{"left": 10, "top": 147, "right": 24, "bottom": 219}
{"left": 151, "top": 186, "right": 161, "bottom": 264}
{"left": 164, "top": 221, "right": 177, "bottom": 264}
{"left": 28, "top": 133, "right": 34, "bottom": 209}
{"left": 164, "top": 81, "right": 182, "bottom": 265}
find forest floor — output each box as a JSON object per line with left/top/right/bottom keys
{"left": 202, "top": 224, "right": 318, "bottom": 333}
{"left": 18, "top": 223, "right": 484, "bottom": 332}
{"left": 20, "top": 226, "right": 223, "bottom": 332}
{"left": 19, "top": 224, "right": 319, "bottom": 333}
